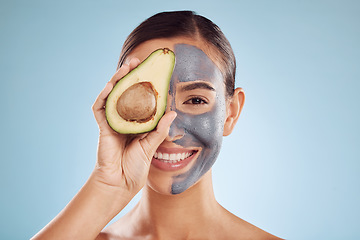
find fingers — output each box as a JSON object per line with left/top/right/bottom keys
{"left": 92, "top": 66, "right": 129, "bottom": 127}
{"left": 129, "top": 58, "right": 141, "bottom": 71}
{"left": 138, "top": 111, "right": 177, "bottom": 161}
{"left": 92, "top": 59, "right": 140, "bottom": 128}
{"left": 92, "top": 82, "right": 114, "bottom": 126}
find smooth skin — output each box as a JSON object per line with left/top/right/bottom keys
{"left": 32, "top": 37, "right": 283, "bottom": 240}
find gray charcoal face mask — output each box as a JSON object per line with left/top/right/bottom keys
{"left": 168, "top": 44, "right": 226, "bottom": 194}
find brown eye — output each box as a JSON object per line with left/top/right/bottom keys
{"left": 184, "top": 97, "right": 208, "bottom": 105}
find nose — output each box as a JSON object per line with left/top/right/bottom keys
{"left": 166, "top": 117, "right": 185, "bottom": 142}
{"left": 165, "top": 93, "right": 184, "bottom": 141}
{"left": 165, "top": 92, "right": 174, "bottom": 113}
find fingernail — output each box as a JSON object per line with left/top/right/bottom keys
{"left": 170, "top": 111, "right": 177, "bottom": 121}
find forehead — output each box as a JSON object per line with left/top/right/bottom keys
{"left": 172, "top": 44, "right": 222, "bottom": 84}
{"left": 126, "top": 38, "right": 216, "bottom": 65}
{"left": 127, "top": 38, "right": 223, "bottom": 85}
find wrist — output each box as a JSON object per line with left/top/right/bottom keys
{"left": 88, "top": 170, "right": 137, "bottom": 209}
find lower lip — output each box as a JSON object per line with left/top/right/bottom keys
{"left": 151, "top": 151, "right": 197, "bottom": 171}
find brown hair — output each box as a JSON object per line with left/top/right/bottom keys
{"left": 118, "top": 11, "right": 236, "bottom": 97}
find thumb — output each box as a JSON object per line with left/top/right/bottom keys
{"left": 138, "top": 111, "right": 177, "bottom": 161}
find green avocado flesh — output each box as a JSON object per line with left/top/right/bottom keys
{"left": 105, "top": 48, "right": 175, "bottom": 134}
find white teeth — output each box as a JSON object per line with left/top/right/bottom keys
{"left": 154, "top": 151, "right": 195, "bottom": 163}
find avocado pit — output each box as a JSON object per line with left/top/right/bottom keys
{"left": 116, "top": 82, "right": 157, "bottom": 123}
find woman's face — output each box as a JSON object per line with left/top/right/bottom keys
{"left": 126, "top": 38, "right": 227, "bottom": 195}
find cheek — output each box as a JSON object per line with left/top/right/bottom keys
{"left": 173, "top": 101, "right": 225, "bottom": 149}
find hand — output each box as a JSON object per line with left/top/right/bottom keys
{"left": 91, "top": 58, "right": 176, "bottom": 195}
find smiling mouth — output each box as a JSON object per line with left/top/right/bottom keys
{"left": 153, "top": 150, "right": 196, "bottom": 163}
{"left": 151, "top": 149, "right": 199, "bottom": 171}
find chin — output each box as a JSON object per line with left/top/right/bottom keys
{"left": 146, "top": 168, "right": 196, "bottom": 195}
{"left": 146, "top": 179, "right": 173, "bottom": 195}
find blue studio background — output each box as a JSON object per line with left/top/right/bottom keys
{"left": 1, "top": 0, "right": 359, "bottom": 239}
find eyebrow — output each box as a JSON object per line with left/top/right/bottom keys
{"left": 178, "top": 82, "right": 215, "bottom": 92}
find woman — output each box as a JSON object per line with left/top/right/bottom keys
{"left": 33, "top": 11, "right": 282, "bottom": 239}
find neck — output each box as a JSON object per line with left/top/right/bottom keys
{"left": 134, "top": 170, "right": 221, "bottom": 238}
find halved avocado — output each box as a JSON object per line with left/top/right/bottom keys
{"left": 105, "top": 48, "right": 175, "bottom": 134}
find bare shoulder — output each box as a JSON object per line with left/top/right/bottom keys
{"left": 219, "top": 206, "right": 284, "bottom": 240}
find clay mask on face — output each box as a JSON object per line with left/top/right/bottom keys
{"left": 168, "top": 44, "right": 226, "bottom": 194}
